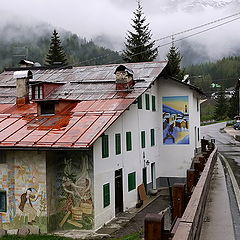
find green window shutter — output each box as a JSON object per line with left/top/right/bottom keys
{"left": 102, "top": 135, "right": 109, "bottom": 158}
{"left": 141, "top": 131, "right": 146, "bottom": 148}
{"left": 115, "top": 133, "right": 121, "bottom": 155}
{"left": 152, "top": 95, "right": 156, "bottom": 111}
{"left": 150, "top": 129, "right": 155, "bottom": 146}
{"left": 103, "top": 183, "right": 110, "bottom": 208}
{"left": 138, "top": 95, "right": 142, "bottom": 109}
{"left": 145, "top": 94, "right": 150, "bottom": 110}
{"left": 126, "top": 132, "right": 132, "bottom": 151}
{"left": 128, "top": 172, "right": 136, "bottom": 192}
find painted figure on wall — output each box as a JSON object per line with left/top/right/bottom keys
{"left": 19, "top": 188, "right": 39, "bottom": 225}
{"left": 55, "top": 152, "right": 94, "bottom": 230}
{"left": 163, "top": 96, "right": 190, "bottom": 144}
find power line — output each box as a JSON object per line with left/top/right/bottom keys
{"left": 74, "top": 11, "right": 240, "bottom": 66}
{"left": 110, "top": 15, "right": 240, "bottom": 64}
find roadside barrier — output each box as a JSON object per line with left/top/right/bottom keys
{"left": 144, "top": 141, "right": 217, "bottom": 240}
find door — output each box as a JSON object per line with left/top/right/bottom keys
{"left": 115, "top": 169, "right": 123, "bottom": 214}
{"left": 151, "top": 162, "right": 156, "bottom": 189}
{"left": 142, "top": 167, "right": 147, "bottom": 192}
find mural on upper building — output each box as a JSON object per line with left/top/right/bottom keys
{"left": 163, "top": 96, "right": 189, "bottom": 144}
{"left": 50, "top": 151, "right": 94, "bottom": 231}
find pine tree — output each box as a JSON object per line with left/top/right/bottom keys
{"left": 214, "top": 88, "right": 228, "bottom": 120}
{"left": 123, "top": 1, "right": 158, "bottom": 63}
{"left": 228, "top": 88, "right": 239, "bottom": 119}
{"left": 45, "top": 30, "right": 68, "bottom": 66}
{"left": 165, "top": 40, "right": 185, "bottom": 80}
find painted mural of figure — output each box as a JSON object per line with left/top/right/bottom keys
{"left": 19, "top": 188, "right": 37, "bottom": 225}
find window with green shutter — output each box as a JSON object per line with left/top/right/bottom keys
{"left": 126, "top": 132, "right": 132, "bottom": 151}
{"left": 152, "top": 95, "right": 156, "bottom": 111}
{"left": 141, "top": 131, "right": 146, "bottom": 148}
{"left": 145, "top": 94, "right": 150, "bottom": 110}
{"left": 138, "top": 95, "right": 142, "bottom": 109}
{"left": 103, "top": 183, "right": 110, "bottom": 208}
{"left": 102, "top": 135, "right": 109, "bottom": 158}
{"left": 115, "top": 133, "right": 121, "bottom": 155}
{"left": 128, "top": 172, "right": 136, "bottom": 192}
{"left": 150, "top": 129, "right": 155, "bottom": 146}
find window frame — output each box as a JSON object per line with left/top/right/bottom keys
{"left": 126, "top": 132, "right": 132, "bottom": 151}
{"left": 141, "top": 131, "right": 146, "bottom": 148}
{"left": 152, "top": 95, "right": 156, "bottom": 111}
{"left": 138, "top": 95, "right": 143, "bottom": 109}
{"left": 115, "top": 133, "right": 121, "bottom": 155}
{"left": 103, "top": 183, "right": 110, "bottom": 208}
{"left": 150, "top": 128, "right": 155, "bottom": 146}
{"left": 102, "top": 135, "right": 109, "bottom": 158}
{"left": 128, "top": 172, "right": 136, "bottom": 192}
{"left": 145, "top": 94, "right": 150, "bottom": 110}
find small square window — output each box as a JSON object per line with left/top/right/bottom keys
{"left": 41, "top": 103, "right": 55, "bottom": 115}
{"left": 0, "top": 191, "right": 7, "bottom": 212}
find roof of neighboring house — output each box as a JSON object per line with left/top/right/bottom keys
{"left": 0, "top": 62, "right": 168, "bottom": 149}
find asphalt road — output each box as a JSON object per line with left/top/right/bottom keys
{"left": 201, "top": 122, "right": 240, "bottom": 239}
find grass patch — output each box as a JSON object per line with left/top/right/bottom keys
{"left": 1, "top": 235, "right": 71, "bottom": 240}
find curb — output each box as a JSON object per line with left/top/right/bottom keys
{"left": 218, "top": 152, "right": 240, "bottom": 212}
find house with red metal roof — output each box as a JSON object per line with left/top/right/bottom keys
{"left": 0, "top": 62, "right": 202, "bottom": 232}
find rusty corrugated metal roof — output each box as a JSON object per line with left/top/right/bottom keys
{"left": 0, "top": 62, "right": 167, "bottom": 148}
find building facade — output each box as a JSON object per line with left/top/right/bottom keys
{"left": 0, "top": 62, "right": 201, "bottom": 232}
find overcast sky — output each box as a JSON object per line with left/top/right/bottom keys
{"left": 1, "top": 0, "right": 240, "bottom": 59}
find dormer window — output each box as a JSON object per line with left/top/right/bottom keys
{"left": 41, "top": 102, "right": 55, "bottom": 115}
{"left": 32, "top": 85, "right": 43, "bottom": 100}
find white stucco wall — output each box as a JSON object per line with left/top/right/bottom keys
{"left": 93, "top": 77, "right": 201, "bottom": 229}
{"left": 158, "top": 78, "right": 201, "bottom": 177}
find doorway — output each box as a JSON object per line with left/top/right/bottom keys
{"left": 151, "top": 162, "right": 156, "bottom": 189}
{"left": 115, "top": 169, "right": 123, "bottom": 214}
{"left": 142, "top": 167, "right": 147, "bottom": 192}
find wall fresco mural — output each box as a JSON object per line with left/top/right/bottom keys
{"left": 163, "top": 96, "right": 190, "bottom": 144}
{"left": 0, "top": 151, "right": 47, "bottom": 233}
{"left": 48, "top": 151, "right": 94, "bottom": 231}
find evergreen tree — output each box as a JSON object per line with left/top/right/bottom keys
{"left": 228, "top": 88, "right": 239, "bottom": 119}
{"left": 214, "top": 88, "right": 228, "bottom": 120}
{"left": 123, "top": 1, "right": 158, "bottom": 63}
{"left": 165, "top": 40, "right": 185, "bottom": 80}
{"left": 45, "top": 30, "right": 68, "bottom": 66}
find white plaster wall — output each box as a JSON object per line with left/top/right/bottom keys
{"left": 93, "top": 78, "right": 201, "bottom": 229}
{"left": 158, "top": 78, "right": 201, "bottom": 177}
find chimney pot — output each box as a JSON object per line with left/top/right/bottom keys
{"left": 114, "top": 65, "right": 134, "bottom": 90}
{"left": 13, "top": 70, "right": 32, "bottom": 105}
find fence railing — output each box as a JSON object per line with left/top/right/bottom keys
{"left": 144, "top": 142, "right": 218, "bottom": 240}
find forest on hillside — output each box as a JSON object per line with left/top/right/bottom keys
{"left": 0, "top": 25, "right": 122, "bottom": 71}
{"left": 186, "top": 56, "right": 240, "bottom": 94}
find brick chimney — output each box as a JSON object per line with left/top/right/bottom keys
{"left": 114, "top": 65, "right": 134, "bottom": 90}
{"left": 13, "top": 70, "right": 33, "bottom": 105}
